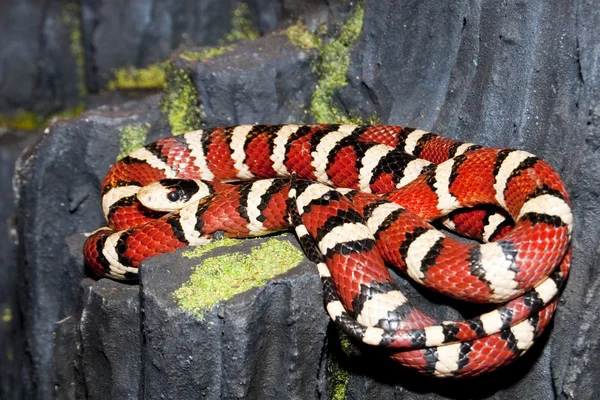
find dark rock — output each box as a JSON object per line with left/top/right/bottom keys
{"left": 0, "top": 129, "right": 42, "bottom": 400}
{"left": 76, "top": 277, "right": 141, "bottom": 400}
{"left": 139, "top": 234, "right": 328, "bottom": 399}
{"left": 54, "top": 234, "right": 143, "bottom": 400}
{"left": 246, "top": 0, "right": 354, "bottom": 33}
{"left": 0, "top": 0, "right": 84, "bottom": 116}
{"left": 171, "top": 33, "right": 318, "bottom": 127}
{"left": 82, "top": 0, "right": 246, "bottom": 91}
{"left": 82, "top": 0, "right": 353, "bottom": 92}
{"left": 13, "top": 95, "right": 170, "bottom": 398}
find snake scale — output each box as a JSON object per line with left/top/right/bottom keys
{"left": 83, "top": 124, "right": 572, "bottom": 378}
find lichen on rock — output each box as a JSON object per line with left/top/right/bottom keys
{"left": 0, "top": 105, "right": 85, "bottom": 130}
{"left": 62, "top": 1, "right": 87, "bottom": 96}
{"left": 310, "top": 1, "right": 365, "bottom": 124}
{"left": 179, "top": 45, "right": 236, "bottom": 62}
{"left": 174, "top": 238, "right": 304, "bottom": 319}
{"left": 286, "top": 20, "right": 323, "bottom": 50}
{"left": 285, "top": 2, "right": 372, "bottom": 124}
{"left": 117, "top": 124, "right": 149, "bottom": 159}
{"left": 160, "top": 64, "right": 201, "bottom": 135}
{"left": 107, "top": 63, "right": 167, "bottom": 91}
{"left": 225, "top": 3, "right": 260, "bottom": 42}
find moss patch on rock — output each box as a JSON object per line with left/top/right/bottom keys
{"left": 160, "top": 64, "right": 201, "bottom": 135}
{"left": 62, "top": 1, "right": 87, "bottom": 96}
{"left": 0, "top": 110, "right": 45, "bottom": 130}
{"left": 117, "top": 124, "right": 149, "bottom": 159}
{"left": 226, "top": 3, "right": 260, "bottom": 42}
{"left": 179, "top": 45, "right": 236, "bottom": 62}
{"left": 0, "top": 105, "right": 85, "bottom": 130}
{"left": 286, "top": 3, "right": 371, "bottom": 124}
{"left": 2, "top": 307, "right": 12, "bottom": 323}
{"left": 286, "top": 21, "right": 323, "bottom": 50}
{"left": 174, "top": 239, "right": 304, "bottom": 319}
{"left": 327, "top": 329, "right": 354, "bottom": 400}
{"left": 108, "top": 62, "right": 167, "bottom": 91}
{"left": 311, "top": 2, "right": 365, "bottom": 123}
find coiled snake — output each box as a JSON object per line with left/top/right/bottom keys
{"left": 83, "top": 125, "right": 572, "bottom": 378}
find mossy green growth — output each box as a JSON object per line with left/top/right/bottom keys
{"left": 174, "top": 239, "right": 304, "bottom": 319}
{"left": 108, "top": 62, "right": 167, "bottom": 91}
{"left": 2, "top": 307, "right": 12, "bottom": 323}
{"left": 286, "top": 21, "right": 322, "bottom": 50}
{"left": 0, "top": 110, "right": 44, "bottom": 130}
{"left": 327, "top": 330, "right": 352, "bottom": 400}
{"left": 63, "top": 1, "right": 87, "bottom": 96}
{"left": 225, "top": 3, "right": 260, "bottom": 42}
{"left": 160, "top": 64, "right": 201, "bottom": 135}
{"left": 0, "top": 104, "right": 85, "bottom": 130}
{"left": 309, "top": 1, "right": 366, "bottom": 124}
{"left": 117, "top": 124, "right": 149, "bottom": 160}
{"left": 179, "top": 45, "right": 236, "bottom": 62}
{"left": 328, "top": 362, "right": 349, "bottom": 400}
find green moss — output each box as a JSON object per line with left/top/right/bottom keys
{"left": 308, "top": 1, "right": 367, "bottom": 124}
{"left": 54, "top": 103, "right": 86, "bottom": 119}
{"left": 179, "top": 45, "right": 236, "bottom": 62}
{"left": 63, "top": 2, "right": 87, "bottom": 96}
{"left": 286, "top": 21, "right": 322, "bottom": 50}
{"left": 2, "top": 307, "right": 12, "bottom": 323}
{"left": 117, "top": 124, "right": 149, "bottom": 159}
{"left": 108, "top": 62, "right": 167, "bottom": 91}
{"left": 0, "top": 104, "right": 85, "bottom": 130}
{"left": 174, "top": 239, "right": 304, "bottom": 319}
{"left": 0, "top": 110, "right": 42, "bottom": 130}
{"left": 328, "top": 363, "right": 349, "bottom": 400}
{"left": 225, "top": 3, "right": 260, "bottom": 42}
{"left": 160, "top": 64, "right": 201, "bottom": 135}
{"left": 327, "top": 329, "right": 352, "bottom": 400}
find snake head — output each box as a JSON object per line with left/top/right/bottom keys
{"left": 137, "top": 179, "right": 213, "bottom": 211}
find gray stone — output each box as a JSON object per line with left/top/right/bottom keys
{"left": 246, "top": 0, "right": 354, "bottom": 33}
{"left": 139, "top": 234, "right": 328, "bottom": 399}
{"left": 171, "top": 33, "right": 318, "bottom": 127}
{"left": 13, "top": 95, "right": 169, "bottom": 398}
{"left": 82, "top": 0, "right": 244, "bottom": 91}
{"left": 0, "top": 0, "right": 84, "bottom": 115}
{"left": 76, "top": 277, "right": 141, "bottom": 400}
{"left": 0, "top": 129, "right": 42, "bottom": 400}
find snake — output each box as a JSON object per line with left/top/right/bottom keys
{"left": 83, "top": 124, "right": 572, "bottom": 378}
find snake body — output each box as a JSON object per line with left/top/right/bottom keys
{"left": 83, "top": 124, "right": 572, "bottom": 378}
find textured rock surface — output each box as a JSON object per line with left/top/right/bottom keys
{"left": 80, "top": 0, "right": 353, "bottom": 91}
{"left": 0, "top": 129, "right": 42, "bottom": 399}
{"left": 53, "top": 232, "right": 329, "bottom": 399}
{"left": 82, "top": 0, "right": 244, "bottom": 91}
{"left": 140, "top": 235, "right": 328, "bottom": 399}
{"left": 0, "top": 0, "right": 354, "bottom": 114}
{"left": 12, "top": 95, "right": 171, "bottom": 399}
{"left": 0, "top": 0, "right": 84, "bottom": 116}
{"left": 4, "top": 0, "right": 600, "bottom": 399}
{"left": 337, "top": 2, "right": 598, "bottom": 397}
{"left": 171, "top": 33, "right": 318, "bottom": 127}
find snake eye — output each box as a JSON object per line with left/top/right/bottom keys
{"left": 167, "top": 191, "right": 180, "bottom": 202}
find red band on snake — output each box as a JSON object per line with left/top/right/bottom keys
{"left": 83, "top": 124, "right": 572, "bottom": 378}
